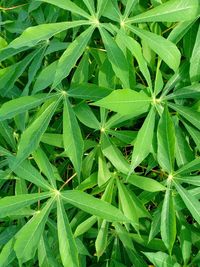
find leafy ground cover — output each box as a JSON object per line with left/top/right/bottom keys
{"left": 0, "top": 0, "right": 200, "bottom": 266}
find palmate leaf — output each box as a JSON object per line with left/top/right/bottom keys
{"left": 14, "top": 197, "right": 55, "bottom": 263}
{"left": 128, "top": 0, "right": 199, "bottom": 23}
{"left": 57, "top": 197, "right": 79, "bottom": 267}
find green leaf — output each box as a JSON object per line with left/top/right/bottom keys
{"left": 93, "top": 89, "right": 151, "bottom": 116}
{"left": 8, "top": 157, "right": 52, "bottom": 190}
{"left": 165, "top": 84, "right": 200, "bottom": 100}
{"left": 157, "top": 105, "right": 175, "bottom": 173}
{"left": 190, "top": 23, "right": 200, "bottom": 83}
{"left": 39, "top": 0, "right": 91, "bottom": 19}
{"left": 98, "top": 152, "right": 111, "bottom": 186}
{"left": 180, "top": 224, "right": 192, "bottom": 265}
{"left": 95, "top": 220, "right": 109, "bottom": 258}
{"left": 144, "top": 251, "right": 181, "bottom": 267}
{"left": 127, "top": 174, "right": 166, "bottom": 192}
{"left": 117, "top": 180, "right": 139, "bottom": 231}
{"left": 128, "top": 0, "right": 199, "bottom": 23}
{"left": 63, "top": 98, "right": 84, "bottom": 178}
{"left": 68, "top": 83, "right": 112, "bottom": 101}
{"left": 0, "top": 192, "right": 50, "bottom": 218}
{"left": 117, "top": 30, "right": 152, "bottom": 89}
{"left": 175, "top": 175, "right": 200, "bottom": 187}
{"left": 57, "top": 197, "right": 79, "bottom": 267}
{"left": 0, "top": 238, "right": 15, "bottom": 267}
{"left": 99, "top": 27, "right": 130, "bottom": 88}
{"left": 0, "top": 121, "right": 16, "bottom": 149}
{"left": 3, "top": 21, "right": 88, "bottom": 50}
{"left": 168, "top": 102, "right": 200, "bottom": 130}
{"left": 61, "top": 190, "right": 129, "bottom": 222}
{"left": 32, "top": 61, "right": 58, "bottom": 94}
{"left": 53, "top": 26, "right": 94, "bottom": 87}
{"left": 74, "top": 216, "right": 97, "bottom": 237}
{"left": 0, "top": 94, "right": 55, "bottom": 121}
{"left": 32, "top": 147, "right": 57, "bottom": 188}
{"left": 101, "top": 134, "right": 129, "bottom": 174}
{"left": 16, "top": 98, "right": 60, "bottom": 164}
{"left": 161, "top": 186, "right": 176, "bottom": 254}
{"left": 173, "top": 181, "right": 200, "bottom": 225}
{"left": 14, "top": 198, "right": 54, "bottom": 263}
{"left": 128, "top": 25, "right": 181, "bottom": 72}
{"left": 174, "top": 157, "right": 200, "bottom": 176}
{"left": 130, "top": 107, "right": 156, "bottom": 172}
{"left": 97, "top": 0, "right": 109, "bottom": 18}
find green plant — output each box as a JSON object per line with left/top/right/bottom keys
{"left": 0, "top": 0, "right": 200, "bottom": 266}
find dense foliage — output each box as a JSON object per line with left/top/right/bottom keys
{"left": 0, "top": 0, "right": 200, "bottom": 266}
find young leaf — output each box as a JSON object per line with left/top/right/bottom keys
{"left": 14, "top": 198, "right": 54, "bottom": 263}
{"left": 130, "top": 107, "right": 156, "bottom": 172}
{"left": 57, "top": 197, "right": 79, "bottom": 267}
{"left": 93, "top": 89, "right": 151, "bottom": 116}
{"left": 157, "top": 105, "right": 175, "bottom": 173}
{"left": 61, "top": 190, "right": 129, "bottom": 222}
{"left": 63, "top": 98, "right": 84, "bottom": 178}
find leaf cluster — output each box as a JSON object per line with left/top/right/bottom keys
{"left": 0, "top": 0, "right": 200, "bottom": 266}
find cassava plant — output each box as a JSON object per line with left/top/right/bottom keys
{"left": 0, "top": 0, "right": 200, "bottom": 266}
